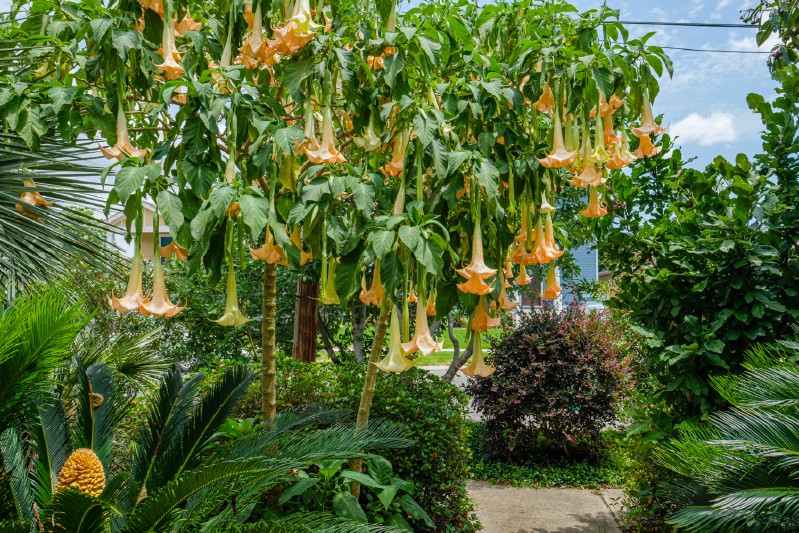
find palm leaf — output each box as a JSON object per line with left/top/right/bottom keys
{"left": 30, "top": 390, "right": 72, "bottom": 507}
{"left": 72, "top": 360, "right": 121, "bottom": 472}
{"left": 0, "top": 428, "right": 35, "bottom": 525}
{"left": 44, "top": 488, "right": 109, "bottom": 533}
{"left": 229, "top": 513, "right": 407, "bottom": 533}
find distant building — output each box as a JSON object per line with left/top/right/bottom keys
{"left": 107, "top": 199, "right": 173, "bottom": 260}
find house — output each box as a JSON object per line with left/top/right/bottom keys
{"left": 107, "top": 200, "right": 173, "bottom": 259}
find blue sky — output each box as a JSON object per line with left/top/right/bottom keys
{"left": 404, "top": 0, "right": 778, "bottom": 167}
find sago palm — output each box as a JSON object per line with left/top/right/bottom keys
{"left": 655, "top": 339, "right": 799, "bottom": 532}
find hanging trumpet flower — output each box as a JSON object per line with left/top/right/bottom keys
{"left": 632, "top": 89, "right": 666, "bottom": 138}
{"left": 401, "top": 296, "right": 442, "bottom": 356}
{"left": 359, "top": 261, "right": 384, "bottom": 307}
{"left": 541, "top": 263, "right": 562, "bottom": 301}
{"left": 290, "top": 225, "right": 313, "bottom": 265}
{"left": 100, "top": 105, "right": 147, "bottom": 160}
{"left": 515, "top": 265, "right": 532, "bottom": 286}
{"left": 426, "top": 289, "right": 437, "bottom": 316}
{"left": 375, "top": 306, "right": 414, "bottom": 373}
{"left": 250, "top": 226, "right": 289, "bottom": 266}
{"left": 471, "top": 294, "right": 501, "bottom": 331}
{"left": 407, "top": 286, "right": 418, "bottom": 303}
{"left": 108, "top": 244, "right": 150, "bottom": 313}
{"left": 381, "top": 129, "right": 410, "bottom": 177}
{"left": 214, "top": 220, "right": 250, "bottom": 326}
{"left": 534, "top": 80, "right": 555, "bottom": 113}
{"left": 174, "top": 13, "right": 201, "bottom": 36}
{"left": 580, "top": 185, "right": 608, "bottom": 218}
{"left": 303, "top": 106, "right": 345, "bottom": 164}
{"left": 139, "top": 211, "right": 184, "bottom": 318}
{"left": 605, "top": 130, "right": 637, "bottom": 170}
{"left": 632, "top": 133, "right": 662, "bottom": 159}
{"left": 159, "top": 241, "right": 188, "bottom": 261}
{"left": 537, "top": 104, "right": 577, "bottom": 168}
{"left": 239, "top": 2, "right": 265, "bottom": 68}
{"left": 319, "top": 256, "right": 340, "bottom": 305}
{"left": 457, "top": 219, "right": 497, "bottom": 295}
{"left": 353, "top": 112, "right": 382, "bottom": 151}
{"left": 461, "top": 332, "right": 495, "bottom": 378}
{"left": 270, "top": 0, "right": 320, "bottom": 55}
{"left": 16, "top": 177, "right": 53, "bottom": 218}
{"left": 155, "top": 17, "right": 184, "bottom": 80}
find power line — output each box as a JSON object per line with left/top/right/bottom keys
{"left": 616, "top": 20, "right": 757, "bottom": 29}
{"left": 661, "top": 46, "right": 771, "bottom": 54}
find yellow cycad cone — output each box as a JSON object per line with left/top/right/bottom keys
{"left": 156, "top": 17, "right": 184, "bottom": 80}
{"left": 631, "top": 90, "right": 665, "bottom": 138}
{"left": 471, "top": 295, "right": 501, "bottom": 332}
{"left": 57, "top": 449, "right": 106, "bottom": 498}
{"left": 537, "top": 111, "right": 577, "bottom": 169}
{"left": 319, "top": 257, "right": 340, "bottom": 305}
{"left": 580, "top": 185, "right": 608, "bottom": 218}
{"left": 139, "top": 257, "right": 185, "bottom": 318}
{"left": 541, "top": 262, "right": 562, "bottom": 301}
{"left": 375, "top": 306, "right": 414, "bottom": 373}
{"left": 109, "top": 247, "right": 150, "bottom": 313}
{"left": 460, "top": 332, "right": 495, "bottom": 378}
{"left": 100, "top": 105, "right": 147, "bottom": 160}
{"left": 359, "top": 261, "right": 384, "bottom": 307}
{"left": 381, "top": 129, "right": 410, "bottom": 177}
{"left": 401, "top": 297, "right": 442, "bottom": 356}
{"left": 534, "top": 81, "right": 555, "bottom": 113}
{"left": 304, "top": 106, "right": 345, "bottom": 164}
{"left": 214, "top": 264, "right": 250, "bottom": 326}
{"left": 457, "top": 221, "right": 498, "bottom": 294}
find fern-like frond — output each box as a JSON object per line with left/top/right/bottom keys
{"left": 0, "top": 428, "right": 35, "bottom": 525}
{"left": 229, "top": 512, "right": 407, "bottom": 532}
{"left": 43, "top": 487, "right": 109, "bottom": 533}
{"left": 72, "top": 360, "right": 121, "bottom": 472}
{"left": 30, "top": 390, "right": 72, "bottom": 507}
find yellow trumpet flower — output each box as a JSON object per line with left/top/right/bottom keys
{"left": 544, "top": 213, "right": 565, "bottom": 261}
{"left": 541, "top": 263, "right": 562, "bottom": 301}
{"left": 604, "top": 114, "right": 620, "bottom": 146}
{"left": 457, "top": 221, "right": 498, "bottom": 294}
{"left": 213, "top": 264, "right": 250, "bottom": 326}
{"left": 407, "top": 286, "right": 418, "bottom": 303}
{"left": 108, "top": 248, "right": 150, "bottom": 313}
{"left": 537, "top": 112, "right": 577, "bottom": 168}
{"left": 319, "top": 257, "right": 340, "bottom": 305}
{"left": 139, "top": 257, "right": 184, "bottom": 317}
{"left": 461, "top": 332, "right": 495, "bottom": 378}
{"left": 100, "top": 106, "right": 147, "bottom": 160}
{"left": 249, "top": 227, "right": 289, "bottom": 266}
{"left": 270, "top": 0, "right": 320, "bottom": 55}
{"left": 589, "top": 115, "right": 611, "bottom": 166}
{"left": 159, "top": 241, "right": 188, "bottom": 261}
{"left": 359, "top": 261, "right": 384, "bottom": 307}
{"left": 155, "top": 18, "right": 184, "bottom": 80}
{"left": 471, "top": 295, "right": 500, "bottom": 332}
{"left": 504, "top": 258, "right": 514, "bottom": 280}
{"left": 632, "top": 90, "right": 666, "bottom": 138}
{"left": 401, "top": 297, "right": 442, "bottom": 356}
{"left": 304, "top": 106, "right": 345, "bottom": 164}
{"left": 375, "top": 306, "right": 414, "bottom": 373}
{"left": 381, "top": 129, "right": 410, "bottom": 177}
{"left": 534, "top": 81, "right": 555, "bottom": 113}
{"left": 580, "top": 185, "right": 608, "bottom": 218}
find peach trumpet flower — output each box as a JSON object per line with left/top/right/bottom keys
{"left": 426, "top": 290, "right": 437, "bottom": 316}
{"left": 541, "top": 263, "right": 562, "bottom": 301}
{"left": 108, "top": 249, "right": 150, "bottom": 313}
{"left": 470, "top": 295, "right": 500, "bottom": 332}
{"left": 632, "top": 90, "right": 665, "bottom": 138}
{"left": 174, "top": 14, "right": 201, "bottom": 36}
{"left": 139, "top": 0, "right": 164, "bottom": 17}
{"left": 250, "top": 227, "right": 289, "bottom": 266}
{"left": 457, "top": 221, "right": 497, "bottom": 295}
{"left": 290, "top": 225, "right": 312, "bottom": 265}
{"left": 319, "top": 257, "right": 340, "bottom": 305}
{"left": 544, "top": 213, "right": 565, "bottom": 260}
{"left": 497, "top": 283, "right": 517, "bottom": 311}
{"left": 537, "top": 112, "right": 577, "bottom": 169}
{"left": 407, "top": 287, "right": 418, "bottom": 303}
{"left": 604, "top": 114, "right": 620, "bottom": 145}
{"left": 380, "top": 129, "right": 410, "bottom": 177}
{"left": 213, "top": 264, "right": 250, "bottom": 326}
{"left": 605, "top": 130, "right": 637, "bottom": 170}
{"left": 270, "top": 0, "right": 320, "bottom": 55}
{"left": 632, "top": 134, "right": 662, "bottom": 159}
{"left": 139, "top": 257, "right": 184, "bottom": 318}
{"left": 100, "top": 106, "right": 147, "bottom": 160}
{"left": 461, "top": 332, "right": 495, "bottom": 378}
{"left": 155, "top": 18, "right": 184, "bottom": 80}
{"left": 160, "top": 241, "right": 188, "bottom": 261}
{"left": 303, "top": 107, "right": 345, "bottom": 164}
{"left": 534, "top": 81, "right": 555, "bottom": 113}
{"left": 239, "top": 3, "right": 265, "bottom": 68}
{"left": 540, "top": 192, "right": 555, "bottom": 213}
{"left": 359, "top": 261, "right": 384, "bottom": 307}
{"left": 515, "top": 265, "right": 532, "bottom": 286}
{"left": 591, "top": 93, "right": 625, "bottom": 118}
{"left": 16, "top": 178, "right": 53, "bottom": 217}
{"left": 402, "top": 297, "right": 442, "bottom": 356}
{"left": 580, "top": 185, "right": 608, "bottom": 218}
{"left": 375, "top": 306, "right": 414, "bottom": 373}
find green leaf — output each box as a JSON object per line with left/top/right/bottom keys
{"left": 283, "top": 56, "right": 314, "bottom": 103}
{"left": 365, "top": 455, "right": 393, "bottom": 485}
{"left": 156, "top": 190, "right": 184, "bottom": 238}
{"left": 384, "top": 52, "right": 405, "bottom": 88}
{"left": 592, "top": 66, "right": 614, "bottom": 97}
{"left": 16, "top": 107, "right": 47, "bottom": 149}
{"left": 370, "top": 230, "right": 396, "bottom": 259}
{"left": 111, "top": 29, "right": 142, "bottom": 61}
{"left": 277, "top": 478, "right": 320, "bottom": 506}
{"left": 447, "top": 151, "right": 471, "bottom": 177}
{"left": 705, "top": 339, "right": 724, "bottom": 354}
{"left": 238, "top": 195, "right": 269, "bottom": 240}
{"left": 332, "top": 491, "right": 367, "bottom": 523}
{"left": 398, "top": 225, "right": 422, "bottom": 250}
{"left": 49, "top": 87, "right": 76, "bottom": 114}
{"left": 275, "top": 126, "right": 303, "bottom": 156}
{"left": 89, "top": 18, "right": 114, "bottom": 40}
{"left": 182, "top": 157, "right": 218, "bottom": 198}
{"left": 477, "top": 158, "right": 499, "bottom": 197}
{"left": 417, "top": 35, "right": 442, "bottom": 66}
{"left": 720, "top": 240, "right": 735, "bottom": 252}
{"left": 114, "top": 165, "right": 160, "bottom": 203}
{"left": 350, "top": 180, "right": 375, "bottom": 217}
{"left": 399, "top": 494, "right": 434, "bottom": 528}
{"left": 340, "top": 470, "right": 383, "bottom": 489}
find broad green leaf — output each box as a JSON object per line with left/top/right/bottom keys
{"left": 418, "top": 35, "right": 442, "bottom": 66}
{"left": 350, "top": 180, "right": 376, "bottom": 217}
{"left": 115, "top": 165, "right": 159, "bottom": 203}
{"left": 156, "top": 190, "right": 184, "bottom": 238}
{"left": 182, "top": 157, "right": 218, "bottom": 198}
{"left": 275, "top": 126, "right": 303, "bottom": 156}
{"left": 477, "top": 158, "right": 499, "bottom": 197}
{"left": 332, "top": 492, "right": 367, "bottom": 523}
{"left": 89, "top": 18, "right": 114, "bottom": 40}
{"left": 592, "top": 66, "right": 614, "bottom": 97}
{"left": 384, "top": 52, "right": 405, "bottom": 88}
{"left": 283, "top": 56, "right": 314, "bottom": 103}
{"left": 49, "top": 87, "right": 76, "bottom": 114}
{"left": 277, "top": 478, "right": 319, "bottom": 505}
{"left": 398, "top": 226, "right": 422, "bottom": 250}
{"left": 399, "top": 494, "right": 434, "bottom": 528}
{"left": 365, "top": 455, "right": 393, "bottom": 485}
{"left": 111, "top": 29, "right": 142, "bottom": 61}
{"left": 371, "top": 230, "right": 396, "bottom": 259}
{"left": 238, "top": 195, "right": 269, "bottom": 240}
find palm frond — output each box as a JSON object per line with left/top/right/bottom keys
{"left": 711, "top": 407, "right": 799, "bottom": 471}
{"left": 229, "top": 512, "right": 407, "bottom": 533}
{"left": 0, "top": 428, "right": 35, "bottom": 524}
{"left": 43, "top": 488, "right": 110, "bottom": 533}
{"left": 72, "top": 360, "right": 122, "bottom": 472}
{"left": 669, "top": 488, "right": 799, "bottom": 532}
{"left": 30, "top": 390, "right": 72, "bottom": 507}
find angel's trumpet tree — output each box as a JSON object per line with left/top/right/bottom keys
{"left": 380, "top": 130, "right": 409, "bottom": 177}
{"left": 471, "top": 295, "right": 500, "bottom": 332}
{"left": 632, "top": 90, "right": 666, "bottom": 138}
{"left": 100, "top": 106, "right": 147, "bottom": 160}
{"left": 359, "top": 261, "right": 384, "bottom": 307}
{"left": 401, "top": 297, "right": 442, "bottom": 356}
{"left": 541, "top": 263, "right": 562, "bottom": 301}
{"left": 155, "top": 18, "right": 184, "bottom": 80}
{"left": 580, "top": 185, "right": 608, "bottom": 218}
{"left": 304, "top": 107, "right": 345, "bottom": 164}
{"left": 375, "top": 306, "right": 414, "bottom": 373}
{"left": 461, "top": 332, "right": 495, "bottom": 378}
{"left": 457, "top": 220, "right": 497, "bottom": 294}
{"left": 537, "top": 112, "right": 577, "bottom": 168}
{"left": 213, "top": 264, "right": 250, "bottom": 326}
{"left": 139, "top": 256, "right": 184, "bottom": 318}
{"left": 108, "top": 247, "right": 150, "bottom": 313}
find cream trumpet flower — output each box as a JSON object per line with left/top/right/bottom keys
{"left": 319, "top": 257, "right": 340, "bottom": 305}
{"left": 541, "top": 263, "right": 562, "bottom": 301}
{"left": 401, "top": 297, "right": 442, "bottom": 356}
{"left": 534, "top": 81, "right": 555, "bottom": 113}
{"left": 632, "top": 90, "right": 666, "bottom": 138}
{"left": 461, "top": 332, "right": 495, "bottom": 378}
{"left": 537, "top": 112, "right": 577, "bottom": 169}
{"left": 456, "top": 221, "right": 497, "bottom": 295}
{"left": 471, "top": 295, "right": 500, "bottom": 332}
{"left": 213, "top": 264, "right": 250, "bottom": 326}
{"left": 353, "top": 113, "right": 381, "bottom": 151}
{"left": 590, "top": 93, "right": 625, "bottom": 118}
{"left": 139, "top": 256, "right": 185, "bottom": 318}
{"left": 580, "top": 185, "right": 608, "bottom": 218}
{"left": 380, "top": 129, "right": 409, "bottom": 177}
{"left": 108, "top": 248, "right": 150, "bottom": 313}
{"left": 605, "top": 130, "right": 637, "bottom": 170}
{"left": 156, "top": 18, "right": 184, "bottom": 80}
{"left": 159, "top": 241, "right": 188, "bottom": 261}
{"left": 589, "top": 112, "right": 610, "bottom": 166}
{"left": 571, "top": 124, "right": 601, "bottom": 188}
{"left": 359, "top": 260, "right": 384, "bottom": 307}
{"left": 100, "top": 106, "right": 148, "bottom": 160}
{"left": 303, "top": 106, "right": 345, "bottom": 164}
{"left": 375, "top": 306, "right": 414, "bottom": 373}
{"left": 540, "top": 192, "right": 555, "bottom": 214}
{"left": 294, "top": 100, "right": 320, "bottom": 155}
{"left": 632, "top": 133, "right": 662, "bottom": 159}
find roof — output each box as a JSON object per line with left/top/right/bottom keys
{"left": 106, "top": 199, "right": 157, "bottom": 225}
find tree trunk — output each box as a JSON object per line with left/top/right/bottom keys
{"left": 292, "top": 279, "right": 318, "bottom": 362}
{"left": 349, "top": 300, "right": 391, "bottom": 497}
{"left": 317, "top": 308, "right": 341, "bottom": 364}
{"left": 261, "top": 263, "right": 278, "bottom": 421}
{"left": 442, "top": 313, "right": 475, "bottom": 383}
{"left": 351, "top": 300, "right": 367, "bottom": 363}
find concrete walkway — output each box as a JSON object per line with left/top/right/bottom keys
{"left": 468, "top": 481, "right": 625, "bottom": 533}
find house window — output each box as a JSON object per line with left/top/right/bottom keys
{"left": 160, "top": 235, "right": 173, "bottom": 247}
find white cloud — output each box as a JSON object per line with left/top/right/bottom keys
{"left": 671, "top": 112, "right": 738, "bottom": 146}
{"left": 689, "top": 1, "right": 705, "bottom": 17}
{"left": 728, "top": 34, "right": 780, "bottom": 52}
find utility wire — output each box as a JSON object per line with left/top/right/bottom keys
{"left": 616, "top": 20, "right": 757, "bottom": 29}
{"left": 661, "top": 46, "right": 771, "bottom": 54}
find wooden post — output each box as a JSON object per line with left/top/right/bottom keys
{"left": 292, "top": 279, "right": 318, "bottom": 362}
